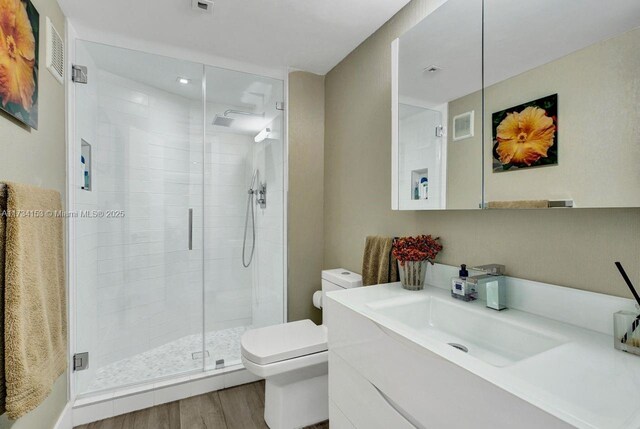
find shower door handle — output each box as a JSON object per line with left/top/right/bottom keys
{"left": 188, "top": 208, "right": 193, "bottom": 250}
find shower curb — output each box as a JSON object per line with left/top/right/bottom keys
{"left": 72, "top": 367, "right": 260, "bottom": 426}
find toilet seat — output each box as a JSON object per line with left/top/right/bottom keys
{"left": 242, "top": 349, "right": 328, "bottom": 379}
{"left": 241, "top": 319, "right": 328, "bottom": 366}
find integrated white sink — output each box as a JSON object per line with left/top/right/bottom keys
{"left": 366, "top": 295, "right": 567, "bottom": 367}
{"left": 327, "top": 264, "right": 640, "bottom": 429}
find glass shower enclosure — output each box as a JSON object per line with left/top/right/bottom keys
{"left": 72, "top": 40, "right": 285, "bottom": 396}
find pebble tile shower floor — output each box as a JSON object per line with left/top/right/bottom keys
{"left": 87, "top": 326, "right": 248, "bottom": 392}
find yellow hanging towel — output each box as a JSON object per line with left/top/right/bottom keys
{"left": 361, "top": 236, "right": 399, "bottom": 286}
{"left": 1, "top": 182, "right": 67, "bottom": 419}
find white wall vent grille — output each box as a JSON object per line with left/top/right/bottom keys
{"left": 191, "top": 0, "right": 214, "bottom": 14}
{"left": 46, "top": 17, "right": 64, "bottom": 84}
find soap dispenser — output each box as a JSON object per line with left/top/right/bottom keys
{"left": 459, "top": 264, "right": 468, "bottom": 279}
{"left": 451, "top": 264, "right": 477, "bottom": 301}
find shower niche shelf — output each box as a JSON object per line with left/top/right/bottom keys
{"left": 411, "top": 168, "right": 428, "bottom": 200}
{"left": 81, "top": 139, "right": 92, "bottom": 191}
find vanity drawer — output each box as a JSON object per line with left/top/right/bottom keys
{"left": 326, "top": 298, "right": 572, "bottom": 429}
{"left": 329, "top": 351, "right": 415, "bottom": 429}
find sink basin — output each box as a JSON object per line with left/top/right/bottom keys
{"left": 366, "top": 295, "right": 566, "bottom": 367}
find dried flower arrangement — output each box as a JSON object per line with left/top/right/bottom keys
{"left": 392, "top": 235, "right": 443, "bottom": 266}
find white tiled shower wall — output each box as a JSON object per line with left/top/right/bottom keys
{"left": 199, "top": 99, "right": 285, "bottom": 343}
{"left": 398, "top": 104, "right": 446, "bottom": 210}
{"left": 251, "top": 111, "right": 285, "bottom": 327}
{"left": 201, "top": 107, "right": 255, "bottom": 335}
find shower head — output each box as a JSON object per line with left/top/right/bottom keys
{"left": 212, "top": 115, "right": 234, "bottom": 127}
{"left": 224, "top": 109, "right": 265, "bottom": 118}
{"left": 213, "top": 109, "right": 264, "bottom": 127}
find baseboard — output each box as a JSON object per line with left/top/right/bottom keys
{"left": 53, "top": 402, "right": 74, "bottom": 429}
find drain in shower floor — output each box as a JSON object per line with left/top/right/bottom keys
{"left": 191, "top": 350, "right": 211, "bottom": 360}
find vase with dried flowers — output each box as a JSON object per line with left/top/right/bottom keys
{"left": 392, "top": 235, "right": 443, "bottom": 290}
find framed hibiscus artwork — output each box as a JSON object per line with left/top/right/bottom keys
{"left": 0, "top": 0, "right": 39, "bottom": 129}
{"left": 492, "top": 94, "right": 558, "bottom": 172}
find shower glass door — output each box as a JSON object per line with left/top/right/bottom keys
{"left": 73, "top": 41, "right": 286, "bottom": 397}
{"left": 73, "top": 41, "right": 205, "bottom": 395}
{"left": 203, "top": 66, "right": 285, "bottom": 371}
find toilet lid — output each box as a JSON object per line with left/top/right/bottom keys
{"left": 241, "top": 320, "right": 328, "bottom": 365}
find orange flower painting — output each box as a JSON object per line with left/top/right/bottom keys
{"left": 0, "top": 0, "right": 39, "bottom": 129}
{"left": 492, "top": 94, "right": 557, "bottom": 172}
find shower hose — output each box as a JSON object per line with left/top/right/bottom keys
{"left": 242, "top": 172, "right": 257, "bottom": 267}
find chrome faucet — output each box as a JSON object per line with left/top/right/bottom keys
{"left": 469, "top": 264, "right": 507, "bottom": 311}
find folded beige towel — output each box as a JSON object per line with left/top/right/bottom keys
{"left": 2, "top": 182, "right": 67, "bottom": 419}
{"left": 487, "top": 200, "right": 549, "bottom": 209}
{"left": 362, "top": 236, "right": 399, "bottom": 286}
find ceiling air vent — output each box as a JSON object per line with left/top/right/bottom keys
{"left": 424, "top": 65, "right": 441, "bottom": 73}
{"left": 192, "top": 0, "right": 213, "bottom": 14}
{"left": 46, "top": 17, "right": 64, "bottom": 84}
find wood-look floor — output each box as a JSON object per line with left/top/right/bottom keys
{"left": 74, "top": 381, "right": 329, "bottom": 429}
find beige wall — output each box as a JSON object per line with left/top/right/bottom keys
{"left": 0, "top": 0, "right": 67, "bottom": 200}
{"left": 323, "top": 0, "right": 640, "bottom": 307}
{"left": 288, "top": 71, "right": 325, "bottom": 323}
{"left": 0, "top": 0, "right": 67, "bottom": 427}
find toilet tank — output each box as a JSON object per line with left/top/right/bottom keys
{"left": 321, "top": 269, "right": 362, "bottom": 325}
{"left": 322, "top": 268, "right": 363, "bottom": 293}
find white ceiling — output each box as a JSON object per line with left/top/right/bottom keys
{"left": 83, "top": 40, "right": 283, "bottom": 135}
{"left": 84, "top": 41, "right": 281, "bottom": 105}
{"left": 59, "top": 0, "right": 412, "bottom": 76}
{"left": 85, "top": 41, "right": 205, "bottom": 100}
{"left": 399, "top": 0, "right": 640, "bottom": 106}
{"left": 399, "top": 0, "right": 482, "bottom": 107}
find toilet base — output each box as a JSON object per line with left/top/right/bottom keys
{"left": 263, "top": 363, "right": 328, "bottom": 429}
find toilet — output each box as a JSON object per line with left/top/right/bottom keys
{"left": 241, "top": 269, "right": 363, "bottom": 429}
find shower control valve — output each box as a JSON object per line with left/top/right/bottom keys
{"left": 257, "top": 183, "right": 267, "bottom": 209}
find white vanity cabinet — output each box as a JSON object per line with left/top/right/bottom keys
{"left": 326, "top": 296, "right": 572, "bottom": 429}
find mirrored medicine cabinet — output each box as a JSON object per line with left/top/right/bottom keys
{"left": 392, "top": 0, "right": 640, "bottom": 210}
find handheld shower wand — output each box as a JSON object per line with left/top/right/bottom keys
{"left": 242, "top": 171, "right": 259, "bottom": 268}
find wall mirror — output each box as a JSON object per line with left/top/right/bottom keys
{"left": 393, "top": 0, "right": 640, "bottom": 210}
{"left": 392, "top": 0, "right": 483, "bottom": 210}
{"left": 483, "top": 0, "right": 640, "bottom": 208}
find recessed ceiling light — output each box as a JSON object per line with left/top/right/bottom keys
{"left": 424, "top": 65, "right": 441, "bottom": 73}
{"left": 177, "top": 77, "right": 190, "bottom": 85}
